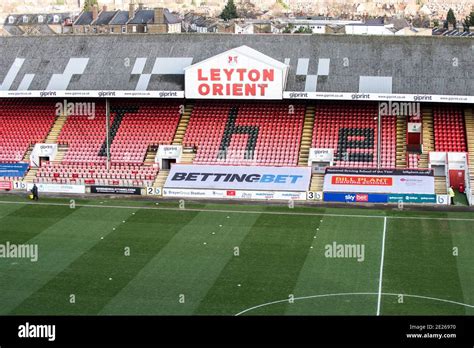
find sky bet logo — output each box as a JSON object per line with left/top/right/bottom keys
{"left": 171, "top": 172, "right": 303, "bottom": 184}
{"left": 345, "top": 194, "right": 368, "bottom": 202}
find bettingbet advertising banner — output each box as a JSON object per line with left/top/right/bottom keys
{"left": 164, "top": 165, "right": 311, "bottom": 191}
{"left": 323, "top": 168, "right": 434, "bottom": 194}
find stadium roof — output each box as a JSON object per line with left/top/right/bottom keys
{"left": 0, "top": 34, "right": 472, "bottom": 100}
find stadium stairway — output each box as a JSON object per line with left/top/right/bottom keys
{"left": 435, "top": 176, "right": 448, "bottom": 195}
{"left": 180, "top": 151, "right": 196, "bottom": 164}
{"left": 395, "top": 116, "right": 407, "bottom": 168}
{"left": 52, "top": 144, "right": 68, "bottom": 164}
{"left": 152, "top": 169, "right": 169, "bottom": 189}
{"left": 172, "top": 103, "right": 194, "bottom": 145}
{"left": 463, "top": 107, "right": 474, "bottom": 201}
{"left": 309, "top": 173, "right": 324, "bottom": 193}
{"left": 23, "top": 168, "right": 38, "bottom": 184}
{"left": 419, "top": 107, "right": 434, "bottom": 168}
{"left": 144, "top": 145, "right": 159, "bottom": 165}
{"left": 45, "top": 114, "right": 67, "bottom": 144}
{"left": 22, "top": 145, "right": 36, "bottom": 184}
{"left": 22, "top": 145, "right": 34, "bottom": 162}
{"left": 298, "top": 105, "right": 315, "bottom": 166}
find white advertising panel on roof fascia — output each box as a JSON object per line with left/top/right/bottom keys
{"left": 184, "top": 45, "right": 288, "bottom": 100}
{"left": 283, "top": 92, "right": 474, "bottom": 104}
{"left": 0, "top": 91, "right": 184, "bottom": 98}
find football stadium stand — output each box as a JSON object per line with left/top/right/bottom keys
{"left": 311, "top": 103, "right": 379, "bottom": 168}
{"left": 0, "top": 99, "right": 56, "bottom": 162}
{"left": 0, "top": 34, "right": 472, "bottom": 204}
{"left": 433, "top": 106, "right": 467, "bottom": 152}
{"left": 0, "top": 99, "right": 182, "bottom": 187}
{"left": 183, "top": 102, "right": 304, "bottom": 166}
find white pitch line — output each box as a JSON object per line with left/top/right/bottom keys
{"left": 235, "top": 292, "right": 474, "bottom": 316}
{"left": 0, "top": 200, "right": 474, "bottom": 222}
{"left": 377, "top": 217, "right": 387, "bottom": 316}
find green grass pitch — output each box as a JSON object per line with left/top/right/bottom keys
{"left": 0, "top": 194, "right": 473, "bottom": 316}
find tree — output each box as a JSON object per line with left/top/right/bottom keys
{"left": 463, "top": 11, "right": 474, "bottom": 31}
{"left": 83, "top": 0, "right": 98, "bottom": 12}
{"left": 282, "top": 24, "right": 293, "bottom": 33}
{"left": 446, "top": 8, "right": 456, "bottom": 28}
{"left": 220, "top": 0, "right": 238, "bottom": 21}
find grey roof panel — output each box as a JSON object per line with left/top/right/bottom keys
{"left": 164, "top": 9, "right": 181, "bottom": 24}
{"left": 109, "top": 11, "right": 129, "bottom": 25}
{"left": 94, "top": 11, "right": 118, "bottom": 25}
{"left": 74, "top": 11, "right": 94, "bottom": 25}
{"left": 0, "top": 34, "right": 472, "bottom": 96}
{"left": 128, "top": 10, "right": 154, "bottom": 24}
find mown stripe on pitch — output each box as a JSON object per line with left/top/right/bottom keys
{"left": 10, "top": 208, "right": 199, "bottom": 315}
{"left": 0, "top": 203, "right": 79, "bottom": 245}
{"left": 101, "top": 206, "right": 260, "bottom": 315}
{"left": 1, "top": 206, "right": 140, "bottom": 315}
{"left": 194, "top": 210, "right": 324, "bottom": 315}
{"left": 284, "top": 215, "right": 383, "bottom": 315}
{"left": 451, "top": 220, "right": 474, "bottom": 314}
{"left": 0, "top": 201, "right": 25, "bottom": 219}
{"left": 380, "top": 216, "right": 467, "bottom": 315}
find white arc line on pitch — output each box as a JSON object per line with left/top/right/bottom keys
{"left": 235, "top": 292, "right": 474, "bottom": 316}
{"left": 377, "top": 216, "right": 387, "bottom": 316}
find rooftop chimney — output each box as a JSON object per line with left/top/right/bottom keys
{"left": 129, "top": 1, "right": 135, "bottom": 19}
{"left": 138, "top": 3, "right": 144, "bottom": 11}
{"left": 154, "top": 8, "right": 164, "bottom": 24}
{"left": 92, "top": 4, "right": 98, "bottom": 21}
{"left": 102, "top": 5, "right": 107, "bottom": 12}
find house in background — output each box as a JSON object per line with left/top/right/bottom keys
{"left": 182, "top": 13, "right": 218, "bottom": 33}
{"left": 73, "top": 6, "right": 97, "bottom": 34}
{"left": 395, "top": 26, "right": 432, "bottom": 36}
{"left": 216, "top": 20, "right": 235, "bottom": 33}
{"left": 235, "top": 21, "right": 254, "bottom": 34}
{"left": 91, "top": 7, "right": 118, "bottom": 34}
{"left": 2, "top": 13, "right": 73, "bottom": 36}
{"left": 270, "top": 22, "right": 286, "bottom": 34}
{"left": 108, "top": 10, "right": 130, "bottom": 34}
{"left": 127, "top": 5, "right": 181, "bottom": 34}
{"left": 345, "top": 18, "right": 396, "bottom": 35}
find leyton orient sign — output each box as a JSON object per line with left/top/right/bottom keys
{"left": 184, "top": 45, "right": 288, "bottom": 100}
